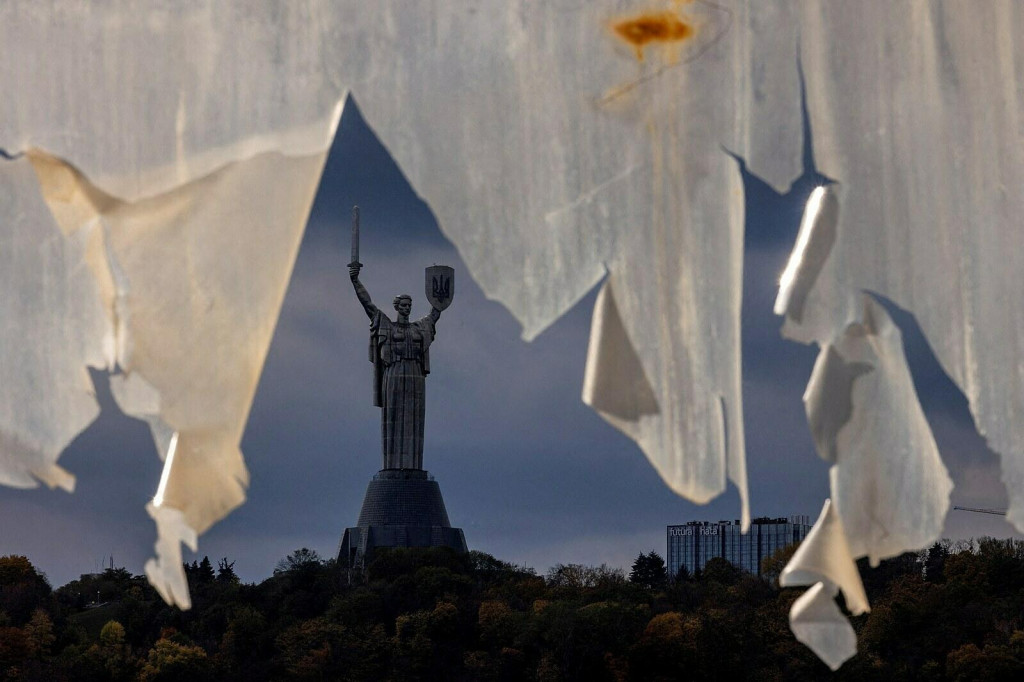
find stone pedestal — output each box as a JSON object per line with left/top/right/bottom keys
{"left": 338, "top": 469, "right": 467, "bottom": 570}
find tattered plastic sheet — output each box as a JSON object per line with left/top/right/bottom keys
{"left": 0, "top": 156, "right": 109, "bottom": 493}
{"left": 4, "top": 0, "right": 804, "bottom": 592}
{"left": 775, "top": 2, "right": 1023, "bottom": 667}
{"left": 1, "top": 1, "right": 1022, "bottom": 668}
{"left": 795, "top": 1, "right": 1024, "bottom": 528}
{"left": 779, "top": 285, "right": 952, "bottom": 668}
{"left": 1, "top": 2, "right": 342, "bottom": 606}
{"left": 338, "top": 0, "right": 809, "bottom": 525}
{"left": 780, "top": 499, "right": 867, "bottom": 671}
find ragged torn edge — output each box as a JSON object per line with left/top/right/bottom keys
{"left": 582, "top": 271, "right": 750, "bottom": 530}
{"left": 31, "top": 101, "right": 346, "bottom": 206}
{"left": 19, "top": 88, "right": 341, "bottom": 371}
{"left": 780, "top": 499, "right": 868, "bottom": 671}
{"left": 351, "top": 85, "right": 611, "bottom": 347}
{"left": 772, "top": 185, "right": 877, "bottom": 669}
{"left": 782, "top": 292, "right": 951, "bottom": 669}
{"left": 0, "top": 426, "right": 78, "bottom": 493}
{"left": 143, "top": 428, "right": 195, "bottom": 609}
{"left": 113, "top": 375, "right": 229, "bottom": 609}
{"left": 3, "top": 95, "right": 346, "bottom": 609}
{"left": 582, "top": 273, "right": 660, "bottom": 425}
{"left": 145, "top": 496, "right": 198, "bottom": 610}
{"left": 774, "top": 185, "right": 952, "bottom": 668}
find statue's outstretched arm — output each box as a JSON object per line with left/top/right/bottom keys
{"left": 428, "top": 307, "right": 441, "bottom": 324}
{"left": 349, "top": 264, "right": 378, "bottom": 319}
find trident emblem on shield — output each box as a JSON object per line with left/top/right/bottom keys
{"left": 425, "top": 265, "right": 455, "bottom": 311}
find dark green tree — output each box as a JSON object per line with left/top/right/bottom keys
{"left": 924, "top": 541, "right": 949, "bottom": 583}
{"left": 275, "top": 548, "right": 323, "bottom": 574}
{"left": 216, "top": 558, "right": 239, "bottom": 585}
{"left": 196, "top": 557, "right": 215, "bottom": 584}
{"left": 629, "top": 551, "right": 668, "bottom": 590}
{"left": 700, "top": 557, "right": 742, "bottom": 586}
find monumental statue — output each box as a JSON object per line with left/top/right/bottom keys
{"left": 349, "top": 258, "right": 451, "bottom": 470}
{"left": 338, "top": 207, "right": 467, "bottom": 570}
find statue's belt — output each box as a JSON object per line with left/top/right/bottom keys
{"left": 384, "top": 353, "right": 425, "bottom": 363}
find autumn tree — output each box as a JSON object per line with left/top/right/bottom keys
{"left": 139, "top": 630, "right": 212, "bottom": 682}
{"left": 0, "top": 555, "right": 51, "bottom": 626}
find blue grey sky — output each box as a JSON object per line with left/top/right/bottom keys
{"left": 0, "top": 98, "right": 1017, "bottom": 587}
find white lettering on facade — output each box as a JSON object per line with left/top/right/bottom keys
{"left": 669, "top": 526, "right": 720, "bottom": 537}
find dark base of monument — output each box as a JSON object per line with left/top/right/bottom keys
{"left": 338, "top": 469, "right": 467, "bottom": 570}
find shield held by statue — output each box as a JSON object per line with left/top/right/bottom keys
{"left": 425, "top": 265, "right": 454, "bottom": 311}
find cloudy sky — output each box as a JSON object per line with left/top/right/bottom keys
{"left": 1, "top": 98, "right": 1018, "bottom": 587}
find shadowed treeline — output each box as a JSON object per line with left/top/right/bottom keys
{"left": 2, "top": 540, "right": 1024, "bottom": 681}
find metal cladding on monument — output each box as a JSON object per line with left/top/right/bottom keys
{"left": 339, "top": 208, "right": 466, "bottom": 569}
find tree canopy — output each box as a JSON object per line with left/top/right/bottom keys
{"left": 628, "top": 551, "right": 667, "bottom": 590}
{"left": 2, "top": 541, "right": 1024, "bottom": 680}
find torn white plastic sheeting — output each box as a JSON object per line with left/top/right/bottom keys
{"left": 342, "top": 0, "right": 814, "bottom": 527}
{"left": 773, "top": 1, "right": 1022, "bottom": 666}
{"left": 825, "top": 297, "right": 952, "bottom": 566}
{"left": 780, "top": 500, "right": 866, "bottom": 671}
{"left": 145, "top": 500, "right": 198, "bottom": 610}
{"left": 781, "top": 500, "right": 868, "bottom": 616}
{"left": 0, "top": 1, "right": 811, "bottom": 596}
{"left": 1, "top": 1, "right": 1021, "bottom": 644}
{"left": 780, "top": 497, "right": 873, "bottom": 672}
{"left": 349, "top": 0, "right": 1021, "bottom": 545}
{"left": 582, "top": 274, "right": 660, "bottom": 427}
{"left": 1, "top": 2, "right": 343, "bottom": 606}
{"left": 802, "top": 345, "right": 872, "bottom": 465}
{"left": 797, "top": 1, "right": 1024, "bottom": 529}
{"left": 0, "top": 155, "right": 110, "bottom": 494}
{"left": 774, "top": 186, "right": 838, "bottom": 324}
{"left": 786, "top": 582, "right": 858, "bottom": 672}
{"left": 786, "top": 297, "right": 953, "bottom": 664}
{"left": 778, "top": 195, "right": 953, "bottom": 664}
{"left": 0, "top": 3, "right": 346, "bottom": 203}
{"left": 25, "top": 146, "right": 333, "bottom": 607}
{"left": 792, "top": 295, "right": 953, "bottom": 568}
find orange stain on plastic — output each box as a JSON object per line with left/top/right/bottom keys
{"left": 613, "top": 11, "right": 694, "bottom": 61}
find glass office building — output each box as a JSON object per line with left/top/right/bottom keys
{"left": 666, "top": 516, "right": 812, "bottom": 578}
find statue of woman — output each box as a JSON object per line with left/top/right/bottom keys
{"left": 349, "top": 262, "right": 442, "bottom": 470}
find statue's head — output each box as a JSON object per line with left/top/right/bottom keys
{"left": 393, "top": 294, "right": 413, "bottom": 317}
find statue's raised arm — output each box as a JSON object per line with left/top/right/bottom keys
{"left": 345, "top": 215, "right": 454, "bottom": 470}
{"left": 349, "top": 263, "right": 378, "bottom": 320}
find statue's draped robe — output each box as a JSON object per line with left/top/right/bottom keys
{"left": 369, "top": 309, "right": 438, "bottom": 470}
